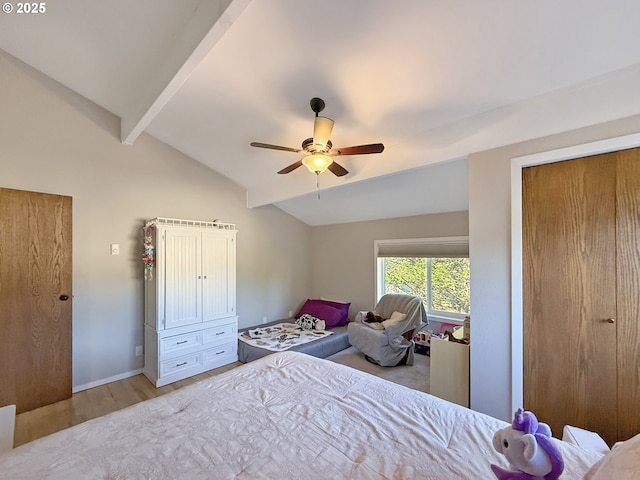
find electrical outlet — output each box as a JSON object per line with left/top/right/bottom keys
{"left": 262, "top": 316, "right": 267, "bottom": 324}
{"left": 288, "top": 310, "right": 293, "bottom": 318}
{"left": 135, "top": 345, "right": 143, "bottom": 356}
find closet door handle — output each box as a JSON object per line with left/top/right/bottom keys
{"left": 605, "top": 318, "right": 616, "bottom": 324}
{"left": 59, "top": 294, "right": 69, "bottom": 301}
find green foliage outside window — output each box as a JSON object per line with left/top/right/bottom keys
{"left": 430, "top": 258, "right": 470, "bottom": 313}
{"left": 382, "top": 257, "right": 470, "bottom": 315}
{"left": 383, "top": 257, "right": 426, "bottom": 299}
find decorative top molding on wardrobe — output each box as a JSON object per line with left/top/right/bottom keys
{"left": 144, "top": 217, "right": 236, "bottom": 231}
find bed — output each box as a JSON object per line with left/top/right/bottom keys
{"left": 238, "top": 298, "right": 353, "bottom": 363}
{"left": 0, "top": 351, "right": 605, "bottom": 479}
{"left": 237, "top": 318, "right": 351, "bottom": 363}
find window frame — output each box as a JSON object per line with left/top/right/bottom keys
{"left": 374, "top": 236, "right": 469, "bottom": 323}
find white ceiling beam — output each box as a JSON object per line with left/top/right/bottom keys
{"left": 120, "top": 0, "right": 252, "bottom": 145}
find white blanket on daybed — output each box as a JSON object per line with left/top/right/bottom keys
{"left": 0, "top": 352, "right": 602, "bottom": 479}
{"left": 238, "top": 322, "right": 333, "bottom": 351}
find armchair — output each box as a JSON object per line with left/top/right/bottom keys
{"left": 348, "top": 294, "right": 426, "bottom": 366}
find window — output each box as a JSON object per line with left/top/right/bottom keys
{"left": 375, "top": 237, "right": 470, "bottom": 321}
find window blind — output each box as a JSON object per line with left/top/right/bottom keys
{"left": 376, "top": 236, "right": 469, "bottom": 258}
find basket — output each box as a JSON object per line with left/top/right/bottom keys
{"left": 415, "top": 342, "right": 430, "bottom": 356}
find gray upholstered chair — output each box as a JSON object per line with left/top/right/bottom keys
{"left": 348, "top": 294, "right": 426, "bottom": 366}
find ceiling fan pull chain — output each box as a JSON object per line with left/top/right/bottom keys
{"left": 316, "top": 172, "right": 321, "bottom": 199}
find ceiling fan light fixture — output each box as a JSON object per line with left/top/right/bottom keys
{"left": 302, "top": 153, "right": 333, "bottom": 174}
{"left": 313, "top": 116, "right": 334, "bottom": 151}
{"left": 250, "top": 97, "right": 383, "bottom": 178}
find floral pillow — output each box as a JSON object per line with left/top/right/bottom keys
{"left": 296, "top": 313, "right": 326, "bottom": 331}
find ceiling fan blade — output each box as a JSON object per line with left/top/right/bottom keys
{"left": 250, "top": 142, "right": 301, "bottom": 153}
{"left": 328, "top": 143, "right": 384, "bottom": 156}
{"left": 327, "top": 160, "right": 348, "bottom": 177}
{"left": 277, "top": 159, "right": 303, "bottom": 174}
{"left": 313, "top": 117, "right": 334, "bottom": 150}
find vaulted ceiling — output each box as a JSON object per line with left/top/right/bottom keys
{"left": 2, "top": 0, "right": 639, "bottom": 225}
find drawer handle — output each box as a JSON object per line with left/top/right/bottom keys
{"left": 215, "top": 331, "right": 225, "bottom": 336}
{"left": 176, "top": 340, "right": 188, "bottom": 345}
{"left": 176, "top": 361, "right": 188, "bottom": 367}
{"left": 216, "top": 350, "right": 226, "bottom": 355}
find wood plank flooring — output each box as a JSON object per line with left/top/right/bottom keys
{"left": 13, "top": 362, "right": 241, "bottom": 447}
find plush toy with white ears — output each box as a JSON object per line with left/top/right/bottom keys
{"left": 491, "top": 409, "right": 564, "bottom": 480}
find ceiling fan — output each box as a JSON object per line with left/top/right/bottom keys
{"left": 250, "top": 97, "right": 384, "bottom": 177}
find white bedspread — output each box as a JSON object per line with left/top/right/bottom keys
{"left": 0, "top": 352, "right": 601, "bottom": 479}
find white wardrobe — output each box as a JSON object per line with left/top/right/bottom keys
{"left": 143, "top": 218, "right": 238, "bottom": 387}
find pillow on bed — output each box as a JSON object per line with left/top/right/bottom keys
{"left": 296, "top": 313, "right": 326, "bottom": 331}
{"left": 317, "top": 298, "right": 351, "bottom": 326}
{"left": 295, "top": 299, "right": 343, "bottom": 329}
{"left": 583, "top": 433, "right": 640, "bottom": 479}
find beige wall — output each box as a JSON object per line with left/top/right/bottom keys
{"left": 0, "top": 50, "right": 311, "bottom": 389}
{"left": 469, "top": 114, "right": 640, "bottom": 422}
{"left": 310, "top": 211, "right": 469, "bottom": 314}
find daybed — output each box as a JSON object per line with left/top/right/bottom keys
{"left": 0, "top": 351, "right": 606, "bottom": 479}
{"left": 238, "top": 298, "right": 351, "bottom": 363}
{"left": 238, "top": 319, "right": 350, "bottom": 363}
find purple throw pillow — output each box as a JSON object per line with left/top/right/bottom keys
{"left": 316, "top": 299, "right": 350, "bottom": 326}
{"left": 295, "top": 299, "right": 344, "bottom": 329}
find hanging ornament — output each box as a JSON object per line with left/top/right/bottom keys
{"left": 142, "top": 225, "right": 155, "bottom": 280}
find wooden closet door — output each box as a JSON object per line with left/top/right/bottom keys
{"left": 615, "top": 150, "right": 640, "bottom": 442}
{"left": 523, "top": 155, "right": 618, "bottom": 445}
{"left": 0, "top": 188, "right": 72, "bottom": 413}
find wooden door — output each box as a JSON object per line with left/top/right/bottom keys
{"left": 0, "top": 188, "right": 72, "bottom": 413}
{"left": 523, "top": 155, "right": 619, "bottom": 444}
{"left": 615, "top": 151, "right": 640, "bottom": 442}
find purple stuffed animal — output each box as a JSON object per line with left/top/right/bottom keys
{"left": 491, "top": 409, "right": 564, "bottom": 480}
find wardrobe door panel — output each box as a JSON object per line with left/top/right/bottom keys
{"left": 164, "top": 229, "right": 202, "bottom": 329}
{"left": 201, "top": 232, "right": 234, "bottom": 321}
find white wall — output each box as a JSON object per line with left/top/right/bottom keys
{"left": 310, "top": 211, "right": 469, "bottom": 314}
{"left": 468, "top": 114, "right": 640, "bottom": 422}
{"left": 0, "top": 50, "right": 312, "bottom": 389}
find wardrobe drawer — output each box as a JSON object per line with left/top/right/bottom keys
{"left": 160, "top": 352, "right": 202, "bottom": 377}
{"left": 203, "top": 342, "right": 237, "bottom": 365}
{"left": 161, "top": 330, "right": 202, "bottom": 355}
{"left": 202, "top": 322, "right": 236, "bottom": 345}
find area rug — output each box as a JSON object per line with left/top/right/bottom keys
{"left": 327, "top": 346, "right": 430, "bottom": 394}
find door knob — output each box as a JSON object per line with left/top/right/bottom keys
{"left": 59, "top": 294, "right": 69, "bottom": 301}
{"left": 605, "top": 318, "right": 616, "bottom": 324}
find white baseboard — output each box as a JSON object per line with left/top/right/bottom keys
{"left": 72, "top": 368, "right": 143, "bottom": 393}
